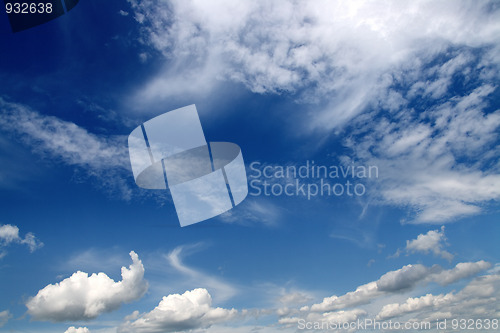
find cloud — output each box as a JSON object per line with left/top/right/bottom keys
{"left": 0, "top": 98, "right": 134, "bottom": 200}
{"left": 126, "top": 0, "right": 500, "bottom": 224}
{"left": 309, "top": 282, "right": 380, "bottom": 313}
{"left": 0, "top": 310, "right": 11, "bottom": 328}
{"left": 0, "top": 224, "right": 43, "bottom": 258}
{"left": 219, "top": 199, "right": 282, "bottom": 227}
{"left": 345, "top": 82, "right": 500, "bottom": 223}
{"left": 26, "top": 251, "right": 148, "bottom": 322}
{"left": 166, "top": 245, "right": 237, "bottom": 302}
{"left": 127, "top": 0, "right": 499, "bottom": 117}
{"left": 118, "top": 288, "right": 237, "bottom": 333}
{"left": 0, "top": 98, "right": 128, "bottom": 170}
{"left": 376, "top": 264, "right": 432, "bottom": 292}
{"left": 432, "top": 261, "right": 491, "bottom": 286}
{"left": 376, "top": 271, "right": 500, "bottom": 321}
{"left": 65, "top": 327, "right": 91, "bottom": 333}
{"left": 404, "top": 226, "right": 453, "bottom": 260}
{"left": 304, "top": 261, "right": 489, "bottom": 313}
{"left": 279, "top": 260, "right": 492, "bottom": 328}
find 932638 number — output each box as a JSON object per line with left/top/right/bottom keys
{"left": 5, "top": 2, "right": 53, "bottom": 14}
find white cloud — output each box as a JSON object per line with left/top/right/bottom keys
{"left": 279, "top": 261, "right": 493, "bottom": 329}
{"left": 0, "top": 98, "right": 134, "bottom": 200}
{"left": 432, "top": 261, "right": 491, "bottom": 286}
{"left": 0, "top": 310, "right": 11, "bottom": 328}
{"left": 310, "top": 282, "right": 380, "bottom": 312}
{"left": 26, "top": 251, "right": 148, "bottom": 322}
{"left": 345, "top": 83, "right": 500, "bottom": 223}
{"left": 219, "top": 199, "right": 282, "bottom": 227}
{"left": 166, "top": 245, "right": 237, "bottom": 302}
{"left": 65, "top": 327, "right": 91, "bottom": 333}
{"left": 304, "top": 261, "right": 489, "bottom": 313}
{"left": 127, "top": 0, "right": 499, "bottom": 118}
{"left": 391, "top": 226, "right": 453, "bottom": 261}
{"left": 118, "top": 288, "right": 237, "bottom": 333}
{"left": 0, "top": 224, "right": 43, "bottom": 258}
{"left": 376, "top": 271, "right": 500, "bottom": 321}
{"left": 0, "top": 98, "right": 128, "bottom": 170}
{"left": 376, "top": 293, "right": 455, "bottom": 320}
{"left": 405, "top": 226, "right": 453, "bottom": 260}
{"left": 126, "top": 0, "right": 500, "bottom": 223}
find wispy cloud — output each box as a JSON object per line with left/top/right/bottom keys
{"left": 0, "top": 224, "right": 43, "bottom": 259}
{"left": 127, "top": 0, "right": 499, "bottom": 123}
{"left": 0, "top": 310, "right": 11, "bottom": 328}
{"left": 126, "top": 0, "right": 500, "bottom": 224}
{"left": 166, "top": 245, "right": 237, "bottom": 303}
{"left": 0, "top": 98, "right": 155, "bottom": 201}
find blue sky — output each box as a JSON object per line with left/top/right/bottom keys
{"left": 0, "top": 1, "right": 499, "bottom": 332}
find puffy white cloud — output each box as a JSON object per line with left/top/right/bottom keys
{"left": 376, "top": 271, "right": 500, "bottom": 321}
{"left": 279, "top": 261, "right": 493, "bottom": 329}
{"left": 376, "top": 264, "right": 432, "bottom": 292}
{"left": 0, "top": 310, "right": 11, "bottom": 328}
{"left": 432, "top": 261, "right": 491, "bottom": 286}
{"left": 377, "top": 293, "right": 455, "bottom": 320}
{"left": 119, "top": 288, "right": 237, "bottom": 333}
{"left": 402, "top": 226, "right": 453, "bottom": 260}
{"left": 0, "top": 224, "right": 43, "bottom": 258}
{"left": 65, "top": 327, "right": 90, "bottom": 333}
{"left": 26, "top": 251, "right": 148, "bottom": 322}
{"left": 306, "top": 261, "right": 489, "bottom": 313}
{"left": 310, "top": 282, "right": 380, "bottom": 312}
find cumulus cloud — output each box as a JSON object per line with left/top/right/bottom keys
{"left": 432, "top": 261, "right": 491, "bottom": 286}
{"left": 0, "top": 310, "right": 11, "bottom": 328}
{"left": 403, "top": 226, "right": 453, "bottom": 260}
{"left": 126, "top": 0, "right": 500, "bottom": 223}
{"left": 376, "top": 264, "right": 433, "bottom": 292}
{"left": 0, "top": 224, "right": 43, "bottom": 258}
{"left": 65, "top": 327, "right": 90, "bottom": 333}
{"left": 309, "top": 282, "right": 380, "bottom": 313}
{"left": 304, "top": 261, "right": 489, "bottom": 314}
{"left": 26, "top": 251, "right": 148, "bottom": 322}
{"left": 377, "top": 293, "right": 454, "bottom": 320}
{"left": 376, "top": 271, "right": 500, "bottom": 321}
{"left": 279, "top": 261, "right": 492, "bottom": 328}
{"left": 119, "top": 288, "right": 237, "bottom": 333}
